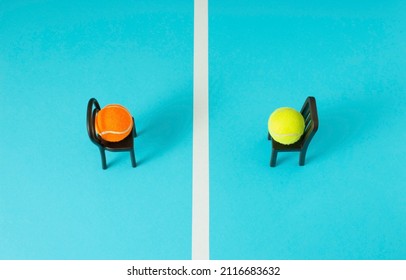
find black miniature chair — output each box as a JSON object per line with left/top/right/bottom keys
{"left": 87, "top": 98, "right": 137, "bottom": 169}
{"left": 268, "top": 96, "right": 318, "bottom": 167}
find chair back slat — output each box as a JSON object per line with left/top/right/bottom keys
{"left": 87, "top": 98, "right": 102, "bottom": 147}
{"left": 300, "top": 96, "right": 318, "bottom": 149}
{"left": 303, "top": 109, "right": 311, "bottom": 132}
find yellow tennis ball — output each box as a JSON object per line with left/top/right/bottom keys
{"left": 95, "top": 104, "right": 133, "bottom": 142}
{"left": 268, "top": 107, "right": 305, "bottom": 145}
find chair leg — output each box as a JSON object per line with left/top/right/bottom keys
{"left": 270, "top": 149, "right": 277, "bottom": 167}
{"left": 130, "top": 148, "right": 137, "bottom": 168}
{"left": 99, "top": 148, "right": 107, "bottom": 169}
{"left": 133, "top": 122, "right": 137, "bottom": 138}
{"left": 299, "top": 149, "right": 307, "bottom": 166}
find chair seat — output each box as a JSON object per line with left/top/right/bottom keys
{"left": 100, "top": 132, "right": 134, "bottom": 151}
{"left": 272, "top": 136, "right": 304, "bottom": 151}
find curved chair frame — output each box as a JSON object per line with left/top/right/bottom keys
{"left": 87, "top": 98, "right": 137, "bottom": 169}
{"left": 268, "top": 96, "right": 319, "bottom": 167}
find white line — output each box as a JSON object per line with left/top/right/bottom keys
{"left": 192, "top": 0, "right": 209, "bottom": 260}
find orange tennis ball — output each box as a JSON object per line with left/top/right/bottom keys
{"left": 95, "top": 104, "right": 133, "bottom": 142}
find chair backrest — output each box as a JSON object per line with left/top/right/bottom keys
{"left": 300, "top": 96, "right": 319, "bottom": 149}
{"left": 86, "top": 98, "right": 102, "bottom": 148}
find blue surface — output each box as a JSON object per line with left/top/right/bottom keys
{"left": 2, "top": 0, "right": 406, "bottom": 261}
{"left": 209, "top": 1, "right": 406, "bottom": 259}
{"left": 0, "top": 0, "right": 193, "bottom": 259}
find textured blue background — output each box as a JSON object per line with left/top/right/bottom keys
{"left": 0, "top": 0, "right": 193, "bottom": 259}
{"left": 209, "top": 0, "right": 406, "bottom": 259}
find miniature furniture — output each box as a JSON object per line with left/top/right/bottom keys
{"left": 87, "top": 98, "right": 137, "bottom": 169}
{"left": 268, "top": 96, "right": 318, "bottom": 167}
